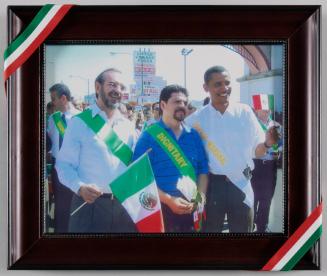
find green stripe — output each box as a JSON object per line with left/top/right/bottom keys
{"left": 268, "top": 95, "right": 275, "bottom": 111}
{"left": 77, "top": 109, "right": 105, "bottom": 133}
{"left": 103, "top": 128, "right": 133, "bottom": 166}
{"left": 110, "top": 154, "right": 154, "bottom": 202}
{"left": 282, "top": 225, "right": 322, "bottom": 271}
{"left": 258, "top": 120, "right": 268, "bottom": 132}
{"left": 77, "top": 109, "right": 132, "bottom": 166}
{"left": 4, "top": 4, "right": 54, "bottom": 59}
{"left": 146, "top": 124, "right": 196, "bottom": 182}
{"left": 52, "top": 111, "right": 66, "bottom": 137}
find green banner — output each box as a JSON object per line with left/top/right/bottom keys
{"left": 77, "top": 109, "right": 132, "bottom": 166}
{"left": 146, "top": 123, "right": 196, "bottom": 183}
{"left": 52, "top": 111, "right": 66, "bottom": 137}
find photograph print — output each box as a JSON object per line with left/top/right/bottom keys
{"left": 44, "top": 43, "right": 285, "bottom": 235}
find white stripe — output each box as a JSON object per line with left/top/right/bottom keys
{"left": 4, "top": 5, "right": 63, "bottom": 70}
{"left": 260, "top": 94, "right": 269, "bottom": 110}
{"left": 272, "top": 214, "right": 322, "bottom": 271}
{"left": 97, "top": 122, "right": 112, "bottom": 140}
{"left": 121, "top": 182, "right": 161, "bottom": 223}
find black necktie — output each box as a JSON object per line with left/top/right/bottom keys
{"left": 59, "top": 114, "right": 66, "bottom": 149}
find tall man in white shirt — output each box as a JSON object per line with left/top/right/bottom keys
{"left": 56, "top": 68, "right": 137, "bottom": 233}
{"left": 185, "top": 66, "right": 279, "bottom": 233}
{"left": 47, "top": 83, "right": 80, "bottom": 233}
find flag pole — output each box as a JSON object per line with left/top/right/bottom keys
{"left": 70, "top": 202, "right": 87, "bottom": 216}
{"left": 70, "top": 149, "right": 153, "bottom": 217}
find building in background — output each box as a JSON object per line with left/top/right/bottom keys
{"left": 129, "top": 48, "right": 167, "bottom": 104}
{"left": 236, "top": 45, "right": 284, "bottom": 116}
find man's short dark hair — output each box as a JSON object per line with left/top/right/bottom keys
{"left": 203, "top": 96, "right": 210, "bottom": 106}
{"left": 152, "top": 101, "right": 159, "bottom": 110}
{"left": 187, "top": 102, "right": 196, "bottom": 110}
{"left": 159, "top": 84, "right": 188, "bottom": 104}
{"left": 204, "top": 65, "right": 229, "bottom": 84}
{"left": 126, "top": 104, "right": 133, "bottom": 111}
{"left": 49, "top": 83, "right": 71, "bottom": 101}
{"left": 95, "top": 68, "right": 122, "bottom": 85}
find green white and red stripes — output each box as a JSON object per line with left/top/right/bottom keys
{"left": 262, "top": 203, "right": 322, "bottom": 271}
{"left": 110, "top": 153, "right": 164, "bottom": 233}
{"left": 3, "top": 4, "right": 73, "bottom": 81}
{"left": 252, "top": 94, "right": 274, "bottom": 111}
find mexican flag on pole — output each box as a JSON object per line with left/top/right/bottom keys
{"left": 110, "top": 153, "right": 164, "bottom": 233}
{"left": 252, "top": 94, "right": 275, "bottom": 111}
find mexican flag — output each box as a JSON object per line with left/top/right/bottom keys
{"left": 110, "top": 153, "right": 164, "bottom": 233}
{"left": 252, "top": 94, "right": 275, "bottom": 111}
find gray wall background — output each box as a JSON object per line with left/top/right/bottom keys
{"left": 0, "top": 0, "right": 326, "bottom": 275}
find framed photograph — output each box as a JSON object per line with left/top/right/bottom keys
{"left": 7, "top": 5, "right": 321, "bottom": 269}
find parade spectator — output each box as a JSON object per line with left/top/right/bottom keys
{"left": 251, "top": 96, "right": 283, "bottom": 232}
{"left": 125, "top": 104, "right": 135, "bottom": 122}
{"left": 143, "top": 102, "right": 160, "bottom": 130}
{"left": 135, "top": 111, "right": 145, "bottom": 133}
{"left": 47, "top": 83, "right": 80, "bottom": 233}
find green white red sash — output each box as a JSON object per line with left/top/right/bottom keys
{"left": 146, "top": 123, "right": 204, "bottom": 231}
{"left": 262, "top": 202, "right": 322, "bottom": 271}
{"left": 77, "top": 109, "right": 132, "bottom": 166}
{"left": 4, "top": 4, "right": 73, "bottom": 82}
{"left": 52, "top": 111, "right": 66, "bottom": 137}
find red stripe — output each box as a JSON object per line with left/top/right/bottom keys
{"left": 4, "top": 5, "right": 73, "bottom": 81}
{"left": 136, "top": 210, "right": 164, "bottom": 233}
{"left": 262, "top": 203, "right": 322, "bottom": 271}
{"left": 252, "top": 95, "right": 262, "bottom": 110}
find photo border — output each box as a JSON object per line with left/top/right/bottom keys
{"left": 7, "top": 5, "right": 321, "bottom": 269}
{"left": 41, "top": 39, "right": 287, "bottom": 237}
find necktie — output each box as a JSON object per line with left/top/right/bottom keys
{"left": 59, "top": 114, "right": 66, "bottom": 149}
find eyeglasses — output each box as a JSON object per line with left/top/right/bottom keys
{"left": 107, "top": 81, "right": 126, "bottom": 91}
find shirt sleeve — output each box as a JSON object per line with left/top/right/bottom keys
{"left": 55, "top": 118, "right": 86, "bottom": 194}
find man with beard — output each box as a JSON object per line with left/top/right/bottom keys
{"left": 56, "top": 68, "right": 137, "bottom": 233}
{"left": 185, "top": 66, "right": 280, "bottom": 233}
{"left": 133, "top": 85, "right": 208, "bottom": 232}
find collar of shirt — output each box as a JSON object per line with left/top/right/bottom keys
{"left": 89, "top": 103, "right": 124, "bottom": 126}
{"left": 157, "top": 118, "right": 191, "bottom": 140}
{"left": 62, "top": 103, "right": 80, "bottom": 119}
{"left": 208, "top": 101, "right": 237, "bottom": 118}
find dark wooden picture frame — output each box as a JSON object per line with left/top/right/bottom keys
{"left": 7, "top": 5, "right": 321, "bottom": 269}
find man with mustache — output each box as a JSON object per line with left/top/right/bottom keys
{"left": 133, "top": 85, "right": 208, "bottom": 232}
{"left": 56, "top": 68, "right": 137, "bottom": 233}
{"left": 185, "top": 66, "right": 279, "bottom": 233}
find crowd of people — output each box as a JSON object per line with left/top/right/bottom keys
{"left": 46, "top": 65, "right": 282, "bottom": 234}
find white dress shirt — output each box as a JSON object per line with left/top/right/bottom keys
{"left": 56, "top": 103, "right": 137, "bottom": 194}
{"left": 47, "top": 104, "right": 80, "bottom": 159}
{"left": 185, "top": 101, "right": 265, "bottom": 207}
